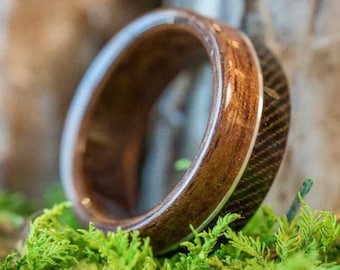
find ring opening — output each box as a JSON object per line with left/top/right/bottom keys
{"left": 78, "top": 26, "right": 212, "bottom": 220}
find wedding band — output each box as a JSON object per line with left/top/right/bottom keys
{"left": 60, "top": 8, "right": 290, "bottom": 254}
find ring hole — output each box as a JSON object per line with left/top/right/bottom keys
{"left": 138, "top": 64, "right": 212, "bottom": 213}
{"left": 79, "top": 27, "right": 213, "bottom": 220}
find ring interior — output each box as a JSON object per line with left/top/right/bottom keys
{"left": 77, "top": 26, "right": 209, "bottom": 220}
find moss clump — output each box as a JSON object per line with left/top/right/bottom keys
{"left": 1, "top": 195, "right": 340, "bottom": 270}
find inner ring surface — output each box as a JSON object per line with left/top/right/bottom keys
{"left": 76, "top": 24, "right": 213, "bottom": 222}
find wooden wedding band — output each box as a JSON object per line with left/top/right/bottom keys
{"left": 60, "top": 8, "right": 290, "bottom": 254}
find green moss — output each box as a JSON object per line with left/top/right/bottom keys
{"left": 1, "top": 194, "right": 340, "bottom": 269}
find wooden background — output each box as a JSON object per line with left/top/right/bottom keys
{"left": 1, "top": 0, "right": 340, "bottom": 215}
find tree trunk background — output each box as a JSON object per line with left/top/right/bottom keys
{"left": 0, "top": 0, "right": 340, "bottom": 215}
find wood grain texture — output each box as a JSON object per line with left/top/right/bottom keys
{"left": 60, "top": 8, "right": 289, "bottom": 253}
{"left": 215, "top": 41, "right": 290, "bottom": 228}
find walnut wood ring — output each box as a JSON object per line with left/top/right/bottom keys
{"left": 60, "top": 8, "right": 290, "bottom": 254}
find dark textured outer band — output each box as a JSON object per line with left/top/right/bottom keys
{"left": 211, "top": 41, "right": 290, "bottom": 229}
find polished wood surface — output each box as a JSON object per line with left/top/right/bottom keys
{"left": 60, "top": 8, "right": 290, "bottom": 253}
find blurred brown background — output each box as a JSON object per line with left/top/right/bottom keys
{"left": 0, "top": 0, "right": 160, "bottom": 199}
{"left": 0, "top": 0, "right": 340, "bottom": 215}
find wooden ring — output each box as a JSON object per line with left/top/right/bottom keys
{"left": 60, "top": 8, "right": 290, "bottom": 254}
